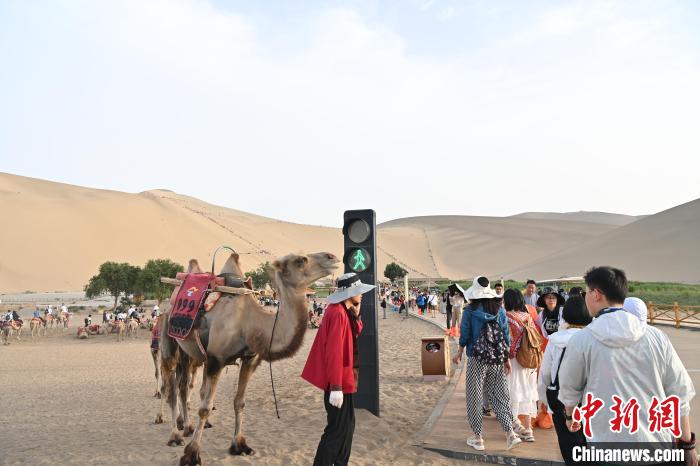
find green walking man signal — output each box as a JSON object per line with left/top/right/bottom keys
{"left": 347, "top": 248, "right": 371, "bottom": 272}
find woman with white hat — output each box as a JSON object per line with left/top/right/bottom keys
{"left": 301, "top": 272, "right": 376, "bottom": 466}
{"left": 453, "top": 276, "right": 522, "bottom": 451}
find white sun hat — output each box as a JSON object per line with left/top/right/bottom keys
{"left": 623, "top": 297, "right": 648, "bottom": 324}
{"left": 464, "top": 276, "right": 502, "bottom": 300}
{"left": 326, "top": 273, "right": 376, "bottom": 304}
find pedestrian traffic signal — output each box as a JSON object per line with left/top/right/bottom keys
{"left": 342, "top": 209, "right": 379, "bottom": 416}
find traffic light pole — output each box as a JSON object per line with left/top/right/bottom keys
{"left": 342, "top": 209, "right": 379, "bottom": 416}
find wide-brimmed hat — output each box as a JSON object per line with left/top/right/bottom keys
{"left": 448, "top": 283, "right": 467, "bottom": 298}
{"left": 464, "top": 276, "right": 501, "bottom": 300}
{"left": 537, "top": 287, "right": 565, "bottom": 308}
{"left": 326, "top": 273, "right": 376, "bottom": 304}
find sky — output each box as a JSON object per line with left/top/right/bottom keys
{"left": 1, "top": 0, "right": 699, "bottom": 227}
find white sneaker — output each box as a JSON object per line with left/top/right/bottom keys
{"left": 467, "top": 435, "right": 485, "bottom": 451}
{"left": 506, "top": 432, "right": 522, "bottom": 450}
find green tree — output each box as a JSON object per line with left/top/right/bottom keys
{"left": 84, "top": 262, "right": 142, "bottom": 311}
{"left": 139, "top": 259, "right": 184, "bottom": 305}
{"left": 384, "top": 262, "right": 408, "bottom": 283}
{"left": 245, "top": 261, "right": 274, "bottom": 289}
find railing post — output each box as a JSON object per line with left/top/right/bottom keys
{"left": 648, "top": 301, "right": 654, "bottom": 325}
{"left": 673, "top": 302, "right": 680, "bottom": 329}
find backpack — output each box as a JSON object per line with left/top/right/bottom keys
{"left": 473, "top": 319, "right": 509, "bottom": 365}
{"left": 514, "top": 315, "right": 543, "bottom": 369}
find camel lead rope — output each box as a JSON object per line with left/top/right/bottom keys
{"left": 268, "top": 301, "right": 281, "bottom": 419}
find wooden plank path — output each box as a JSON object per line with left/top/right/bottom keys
{"left": 417, "top": 363, "right": 564, "bottom": 465}
{"left": 406, "top": 308, "right": 564, "bottom": 465}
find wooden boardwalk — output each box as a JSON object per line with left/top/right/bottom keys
{"left": 417, "top": 362, "right": 565, "bottom": 465}
{"left": 407, "top": 309, "right": 564, "bottom": 465}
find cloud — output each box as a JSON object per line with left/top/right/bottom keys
{"left": 437, "top": 6, "right": 456, "bottom": 21}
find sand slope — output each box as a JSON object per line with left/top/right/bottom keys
{"left": 1, "top": 172, "right": 698, "bottom": 291}
{"left": 504, "top": 198, "right": 700, "bottom": 282}
{"left": 510, "top": 211, "right": 644, "bottom": 226}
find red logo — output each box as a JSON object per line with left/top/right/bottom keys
{"left": 648, "top": 395, "right": 681, "bottom": 438}
{"left": 573, "top": 392, "right": 605, "bottom": 438}
{"left": 609, "top": 396, "right": 640, "bottom": 434}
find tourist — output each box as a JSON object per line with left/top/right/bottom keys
{"left": 623, "top": 297, "right": 648, "bottom": 325}
{"left": 4, "top": 310, "right": 12, "bottom": 321}
{"left": 523, "top": 280, "right": 539, "bottom": 308}
{"left": 449, "top": 285, "right": 466, "bottom": 338}
{"left": 558, "top": 288, "right": 568, "bottom": 302}
{"left": 444, "top": 289, "right": 453, "bottom": 335}
{"left": 535, "top": 287, "right": 565, "bottom": 339}
{"left": 504, "top": 289, "right": 539, "bottom": 443}
{"left": 559, "top": 266, "right": 697, "bottom": 465}
{"left": 494, "top": 282, "right": 504, "bottom": 297}
{"left": 537, "top": 295, "right": 590, "bottom": 465}
{"left": 301, "top": 272, "right": 376, "bottom": 466}
{"left": 428, "top": 291, "right": 438, "bottom": 318}
{"left": 416, "top": 292, "right": 426, "bottom": 315}
{"left": 452, "top": 276, "right": 522, "bottom": 452}
{"left": 152, "top": 304, "right": 160, "bottom": 318}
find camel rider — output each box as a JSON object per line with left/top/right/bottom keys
{"left": 33, "top": 309, "right": 45, "bottom": 324}
{"left": 4, "top": 310, "right": 11, "bottom": 322}
{"left": 301, "top": 272, "right": 376, "bottom": 466}
{"left": 12, "top": 310, "right": 22, "bottom": 324}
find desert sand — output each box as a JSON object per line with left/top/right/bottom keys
{"left": 0, "top": 309, "right": 477, "bottom": 466}
{"left": 1, "top": 171, "right": 699, "bottom": 293}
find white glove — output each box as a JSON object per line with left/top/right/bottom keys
{"left": 329, "top": 391, "right": 344, "bottom": 409}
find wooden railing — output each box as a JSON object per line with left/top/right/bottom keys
{"left": 647, "top": 302, "right": 700, "bottom": 328}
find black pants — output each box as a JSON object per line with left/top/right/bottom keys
{"left": 313, "top": 392, "right": 355, "bottom": 466}
{"left": 446, "top": 308, "right": 452, "bottom": 329}
{"left": 548, "top": 390, "right": 586, "bottom": 466}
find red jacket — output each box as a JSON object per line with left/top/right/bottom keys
{"left": 301, "top": 303, "right": 363, "bottom": 394}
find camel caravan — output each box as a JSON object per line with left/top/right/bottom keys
{"left": 151, "top": 247, "right": 338, "bottom": 466}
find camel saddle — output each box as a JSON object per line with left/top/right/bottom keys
{"left": 167, "top": 272, "right": 252, "bottom": 341}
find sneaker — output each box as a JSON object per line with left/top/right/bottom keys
{"left": 514, "top": 427, "right": 535, "bottom": 442}
{"left": 506, "top": 432, "right": 522, "bottom": 450}
{"left": 467, "top": 435, "right": 485, "bottom": 451}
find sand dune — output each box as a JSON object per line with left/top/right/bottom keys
{"left": 510, "top": 211, "right": 644, "bottom": 226}
{"left": 1, "top": 172, "right": 698, "bottom": 292}
{"left": 504, "top": 198, "right": 700, "bottom": 283}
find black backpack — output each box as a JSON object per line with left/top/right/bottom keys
{"left": 473, "top": 319, "right": 509, "bottom": 365}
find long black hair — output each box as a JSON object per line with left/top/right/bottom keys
{"left": 469, "top": 298, "right": 501, "bottom": 315}
{"left": 503, "top": 289, "right": 527, "bottom": 313}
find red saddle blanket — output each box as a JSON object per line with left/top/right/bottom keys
{"left": 167, "top": 273, "right": 216, "bottom": 340}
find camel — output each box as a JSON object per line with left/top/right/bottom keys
{"left": 114, "top": 320, "right": 126, "bottom": 342}
{"left": 160, "top": 251, "right": 338, "bottom": 466}
{"left": 7, "top": 320, "right": 23, "bottom": 341}
{"left": 1, "top": 321, "right": 11, "bottom": 345}
{"left": 45, "top": 314, "right": 55, "bottom": 330}
{"left": 30, "top": 318, "right": 46, "bottom": 338}
{"left": 128, "top": 319, "right": 139, "bottom": 339}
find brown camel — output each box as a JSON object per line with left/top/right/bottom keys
{"left": 1, "top": 321, "right": 11, "bottom": 345}
{"left": 128, "top": 319, "right": 139, "bottom": 338}
{"left": 152, "top": 346, "right": 161, "bottom": 398}
{"left": 161, "top": 251, "right": 338, "bottom": 466}
{"left": 115, "top": 320, "right": 126, "bottom": 342}
{"left": 30, "top": 318, "right": 46, "bottom": 338}
{"left": 45, "top": 314, "right": 55, "bottom": 330}
{"left": 8, "top": 320, "right": 22, "bottom": 341}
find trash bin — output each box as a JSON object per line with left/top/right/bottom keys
{"left": 421, "top": 335, "right": 451, "bottom": 382}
